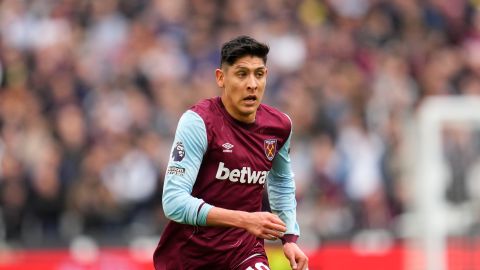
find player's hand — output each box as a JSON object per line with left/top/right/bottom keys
{"left": 242, "top": 212, "right": 286, "bottom": 240}
{"left": 283, "top": 242, "right": 308, "bottom": 270}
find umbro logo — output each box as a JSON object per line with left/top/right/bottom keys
{"left": 222, "top": 142, "right": 234, "bottom": 153}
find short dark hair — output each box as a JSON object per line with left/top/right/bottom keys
{"left": 220, "top": 35, "right": 269, "bottom": 67}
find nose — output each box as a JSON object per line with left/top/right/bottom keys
{"left": 246, "top": 74, "right": 258, "bottom": 91}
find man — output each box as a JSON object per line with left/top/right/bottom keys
{"left": 154, "top": 35, "right": 309, "bottom": 270}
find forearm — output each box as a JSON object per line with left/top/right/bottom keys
{"left": 206, "top": 207, "right": 287, "bottom": 240}
{"left": 271, "top": 208, "right": 299, "bottom": 235}
{"left": 162, "top": 186, "right": 213, "bottom": 225}
{"left": 205, "top": 207, "right": 250, "bottom": 228}
{"left": 268, "top": 178, "right": 300, "bottom": 235}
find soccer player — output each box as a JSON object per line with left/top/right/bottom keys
{"left": 153, "top": 35, "right": 308, "bottom": 270}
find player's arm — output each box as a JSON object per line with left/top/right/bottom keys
{"left": 206, "top": 207, "right": 287, "bottom": 240}
{"left": 162, "top": 110, "right": 213, "bottom": 226}
{"left": 267, "top": 130, "right": 300, "bottom": 241}
{"left": 268, "top": 128, "right": 309, "bottom": 269}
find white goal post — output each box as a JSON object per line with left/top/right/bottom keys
{"left": 407, "top": 96, "right": 480, "bottom": 270}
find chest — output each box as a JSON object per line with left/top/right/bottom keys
{"left": 206, "top": 120, "right": 283, "bottom": 173}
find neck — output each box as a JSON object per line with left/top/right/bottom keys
{"left": 220, "top": 96, "right": 256, "bottom": 124}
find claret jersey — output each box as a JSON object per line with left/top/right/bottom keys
{"left": 154, "top": 97, "right": 299, "bottom": 270}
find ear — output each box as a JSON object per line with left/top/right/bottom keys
{"left": 215, "top": 68, "right": 224, "bottom": 88}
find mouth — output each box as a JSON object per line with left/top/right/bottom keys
{"left": 243, "top": 95, "right": 257, "bottom": 103}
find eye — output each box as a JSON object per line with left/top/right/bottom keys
{"left": 255, "top": 71, "right": 265, "bottom": 78}
{"left": 236, "top": 72, "right": 247, "bottom": 78}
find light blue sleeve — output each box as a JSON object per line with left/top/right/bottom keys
{"left": 267, "top": 128, "right": 300, "bottom": 236}
{"left": 162, "top": 110, "right": 214, "bottom": 226}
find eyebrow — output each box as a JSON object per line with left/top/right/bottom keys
{"left": 232, "top": 65, "right": 266, "bottom": 71}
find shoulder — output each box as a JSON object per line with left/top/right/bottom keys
{"left": 187, "top": 97, "right": 221, "bottom": 130}
{"left": 258, "top": 103, "right": 292, "bottom": 132}
{"left": 174, "top": 110, "right": 208, "bottom": 155}
{"left": 189, "top": 97, "right": 219, "bottom": 119}
{"left": 185, "top": 97, "right": 220, "bottom": 145}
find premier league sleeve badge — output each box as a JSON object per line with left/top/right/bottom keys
{"left": 172, "top": 141, "right": 186, "bottom": 162}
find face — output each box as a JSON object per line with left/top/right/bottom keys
{"left": 216, "top": 55, "right": 267, "bottom": 123}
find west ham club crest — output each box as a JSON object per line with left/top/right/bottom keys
{"left": 264, "top": 139, "right": 277, "bottom": 161}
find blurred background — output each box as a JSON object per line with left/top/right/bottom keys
{"left": 1, "top": 0, "right": 480, "bottom": 269}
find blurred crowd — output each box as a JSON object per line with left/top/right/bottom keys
{"left": 1, "top": 0, "right": 480, "bottom": 249}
